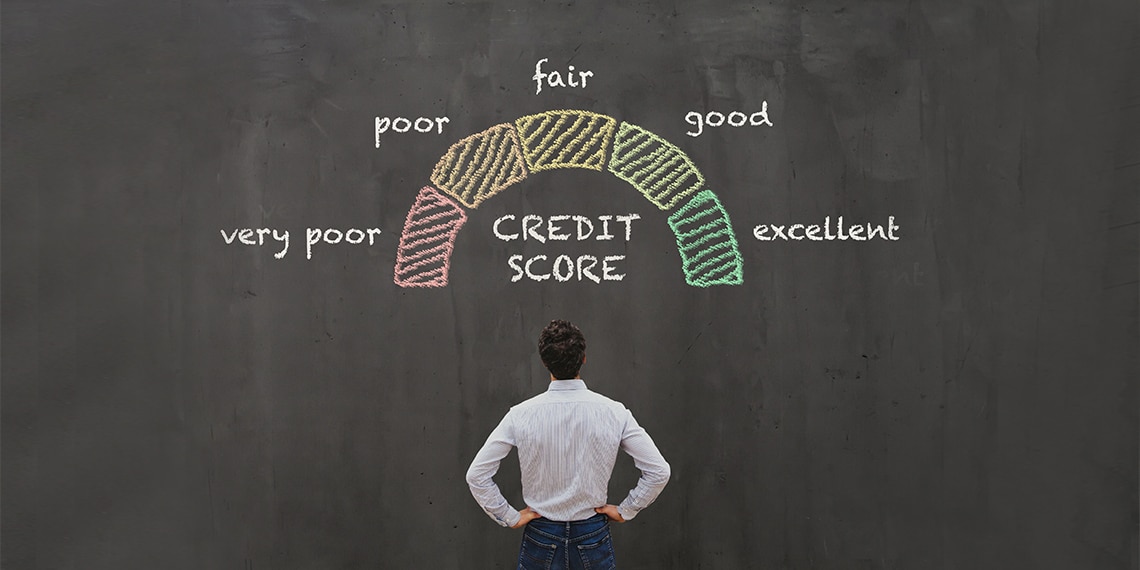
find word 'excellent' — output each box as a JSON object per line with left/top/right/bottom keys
{"left": 753, "top": 216, "right": 900, "bottom": 241}
{"left": 220, "top": 227, "right": 381, "bottom": 259}
{"left": 495, "top": 213, "right": 641, "bottom": 283}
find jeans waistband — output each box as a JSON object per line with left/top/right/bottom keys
{"left": 532, "top": 512, "right": 607, "bottom": 525}
{"left": 525, "top": 512, "right": 609, "bottom": 543}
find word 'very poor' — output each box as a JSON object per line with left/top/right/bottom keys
{"left": 221, "top": 227, "right": 382, "bottom": 259}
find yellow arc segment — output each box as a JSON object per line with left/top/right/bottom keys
{"left": 513, "top": 110, "right": 617, "bottom": 172}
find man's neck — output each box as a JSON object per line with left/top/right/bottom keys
{"left": 550, "top": 375, "right": 581, "bottom": 382}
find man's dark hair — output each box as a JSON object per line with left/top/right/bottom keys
{"left": 538, "top": 320, "right": 586, "bottom": 379}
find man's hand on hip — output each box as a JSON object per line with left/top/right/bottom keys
{"left": 510, "top": 506, "right": 541, "bottom": 529}
{"left": 594, "top": 504, "right": 625, "bottom": 523}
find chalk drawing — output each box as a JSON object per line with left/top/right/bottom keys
{"left": 667, "top": 190, "right": 744, "bottom": 287}
{"left": 532, "top": 58, "right": 594, "bottom": 94}
{"left": 513, "top": 110, "right": 616, "bottom": 172}
{"left": 608, "top": 122, "right": 704, "bottom": 210}
{"left": 393, "top": 186, "right": 468, "bottom": 287}
{"left": 375, "top": 116, "right": 450, "bottom": 147}
{"left": 684, "top": 106, "right": 772, "bottom": 137}
{"left": 393, "top": 110, "right": 746, "bottom": 288}
{"left": 430, "top": 123, "right": 529, "bottom": 209}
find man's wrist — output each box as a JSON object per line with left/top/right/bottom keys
{"left": 502, "top": 508, "right": 522, "bottom": 528}
{"left": 617, "top": 505, "right": 637, "bottom": 521}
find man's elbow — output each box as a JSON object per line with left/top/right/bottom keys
{"left": 651, "top": 461, "right": 671, "bottom": 486}
{"left": 465, "top": 466, "right": 483, "bottom": 489}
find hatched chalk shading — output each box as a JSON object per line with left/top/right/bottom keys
{"left": 667, "top": 190, "right": 744, "bottom": 287}
{"left": 608, "top": 122, "right": 704, "bottom": 210}
{"left": 430, "top": 123, "right": 529, "bottom": 209}
{"left": 393, "top": 186, "right": 468, "bottom": 288}
{"left": 514, "top": 110, "right": 617, "bottom": 172}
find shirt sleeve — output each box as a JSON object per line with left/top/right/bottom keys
{"left": 465, "top": 411, "right": 521, "bottom": 528}
{"left": 616, "top": 409, "right": 671, "bottom": 521}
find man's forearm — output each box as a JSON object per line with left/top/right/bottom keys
{"left": 466, "top": 472, "right": 521, "bottom": 528}
{"left": 466, "top": 415, "right": 520, "bottom": 527}
{"left": 618, "top": 411, "right": 671, "bottom": 521}
{"left": 617, "top": 461, "right": 670, "bottom": 521}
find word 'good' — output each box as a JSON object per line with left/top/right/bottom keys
{"left": 375, "top": 116, "right": 450, "bottom": 147}
{"left": 685, "top": 104, "right": 773, "bottom": 137}
{"left": 508, "top": 254, "right": 626, "bottom": 283}
{"left": 753, "top": 216, "right": 900, "bottom": 241}
{"left": 492, "top": 214, "right": 641, "bottom": 243}
{"left": 532, "top": 58, "right": 594, "bottom": 94}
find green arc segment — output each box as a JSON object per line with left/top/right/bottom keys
{"left": 667, "top": 190, "right": 744, "bottom": 287}
{"left": 608, "top": 121, "right": 704, "bottom": 210}
{"left": 394, "top": 110, "right": 745, "bottom": 288}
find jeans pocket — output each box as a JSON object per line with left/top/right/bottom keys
{"left": 518, "top": 532, "right": 557, "bottom": 570}
{"left": 576, "top": 533, "right": 616, "bottom": 570}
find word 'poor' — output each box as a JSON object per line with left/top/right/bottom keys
{"left": 374, "top": 116, "right": 450, "bottom": 148}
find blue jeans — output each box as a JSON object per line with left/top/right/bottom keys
{"left": 517, "top": 513, "right": 616, "bottom": 570}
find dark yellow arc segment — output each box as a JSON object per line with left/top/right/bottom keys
{"left": 513, "top": 110, "right": 617, "bottom": 172}
{"left": 430, "top": 123, "right": 529, "bottom": 209}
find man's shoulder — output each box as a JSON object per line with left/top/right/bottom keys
{"left": 582, "top": 387, "right": 626, "bottom": 407}
{"left": 510, "top": 391, "right": 548, "bottom": 410}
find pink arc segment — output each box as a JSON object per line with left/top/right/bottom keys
{"left": 393, "top": 186, "right": 468, "bottom": 287}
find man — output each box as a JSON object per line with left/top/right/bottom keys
{"left": 466, "top": 320, "right": 671, "bottom": 569}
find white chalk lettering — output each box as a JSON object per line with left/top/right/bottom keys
{"left": 552, "top": 255, "right": 574, "bottom": 282}
{"left": 494, "top": 214, "right": 638, "bottom": 283}
{"left": 615, "top": 214, "right": 641, "bottom": 241}
{"left": 533, "top": 58, "right": 593, "bottom": 95}
{"left": 493, "top": 214, "right": 519, "bottom": 241}
{"left": 686, "top": 103, "right": 773, "bottom": 137}
{"left": 752, "top": 216, "right": 900, "bottom": 242}
{"left": 602, "top": 255, "right": 626, "bottom": 281}
{"left": 375, "top": 115, "right": 449, "bottom": 147}
{"left": 525, "top": 255, "right": 550, "bottom": 281}
{"left": 573, "top": 215, "right": 594, "bottom": 240}
{"left": 596, "top": 215, "right": 614, "bottom": 240}
{"left": 522, "top": 214, "right": 546, "bottom": 243}
{"left": 577, "top": 255, "right": 600, "bottom": 283}
{"left": 221, "top": 227, "right": 291, "bottom": 259}
{"left": 547, "top": 215, "right": 571, "bottom": 241}
{"left": 508, "top": 255, "right": 525, "bottom": 282}
{"left": 305, "top": 227, "right": 381, "bottom": 259}
{"left": 493, "top": 214, "right": 639, "bottom": 242}
{"left": 508, "top": 254, "right": 624, "bottom": 283}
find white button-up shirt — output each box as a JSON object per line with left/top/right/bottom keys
{"left": 466, "top": 379, "right": 671, "bottom": 526}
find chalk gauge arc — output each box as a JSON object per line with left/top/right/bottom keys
{"left": 393, "top": 110, "right": 744, "bottom": 288}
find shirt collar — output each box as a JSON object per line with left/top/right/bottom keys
{"left": 547, "top": 379, "right": 587, "bottom": 391}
